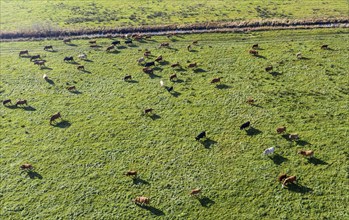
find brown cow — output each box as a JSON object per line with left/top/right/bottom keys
{"left": 133, "top": 196, "right": 150, "bottom": 205}
{"left": 125, "top": 170, "right": 137, "bottom": 177}
{"left": 89, "top": 40, "right": 97, "bottom": 44}
{"left": 20, "top": 164, "right": 33, "bottom": 170}
{"left": 106, "top": 45, "right": 115, "bottom": 52}
{"left": 282, "top": 176, "right": 297, "bottom": 188}
{"left": 50, "top": 112, "right": 62, "bottom": 125}
{"left": 67, "top": 86, "right": 76, "bottom": 91}
{"left": 249, "top": 50, "right": 258, "bottom": 55}
{"left": 192, "top": 40, "right": 198, "bottom": 45}
{"left": 155, "top": 55, "right": 162, "bottom": 62}
{"left": 190, "top": 188, "right": 201, "bottom": 196}
{"left": 171, "top": 62, "right": 180, "bottom": 68}
{"left": 276, "top": 126, "right": 286, "bottom": 134}
{"left": 188, "top": 63, "right": 197, "bottom": 68}
{"left": 211, "top": 77, "right": 221, "bottom": 84}
{"left": 289, "top": 133, "right": 299, "bottom": 141}
{"left": 144, "top": 51, "right": 151, "bottom": 57}
{"left": 63, "top": 39, "right": 71, "bottom": 44}
{"left": 278, "top": 174, "right": 288, "bottom": 183}
{"left": 265, "top": 65, "right": 273, "bottom": 72}
{"left": 170, "top": 74, "right": 177, "bottom": 81}
{"left": 143, "top": 67, "right": 153, "bottom": 74}
{"left": 19, "top": 50, "right": 29, "bottom": 56}
{"left": 246, "top": 97, "right": 255, "bottom": 105}
{"left": 77, "top": 65, "right": 85, "bottom": 71}
{"left": 16, "top": 100, "right": 27, "bottom": 106}
{"left": 160, "top": 42, "right": 170, "bottom": 47}
{"left": 298, "top": 150, "right": 314, "bottom": 157}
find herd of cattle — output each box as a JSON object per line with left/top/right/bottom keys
{"left": 4, "top": 34, "right": 330, "bottom": 208}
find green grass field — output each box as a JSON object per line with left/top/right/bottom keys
{"left": 1, "top": 0, "right": 348, "bottom": 32}
{"left": 1, "top": 28, "right": 349, "bottom": 219}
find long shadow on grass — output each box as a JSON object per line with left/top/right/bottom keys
{"left": 174, "top": 67, "right": 187, "bottom": 72}
{"left": 246, "top": 127, "right": 262, "bottom": 136}
{"left": 69, "top": 90, "right": 82, "bottom": 94}
{"left": 254, "top": 55, "right": 267, "bottom": 59}
{"left": 215, "top": 84, "right": 231, "bottom": 90}
{"left": 269, "top": 71, "right": 282, "bottom": 77}
{"left": 83, "top": 59, "right": 93, "bottom": 62}
{"left": 66, "top": 43, "right": 78, "bottom": 47}
{"left": 307, "top": 157, "right": 328, "bottom": 165}
{"left": 149, "top": 114, "right": 161, "bottom": 120}
{"left": 148, "top": 73, "right": 161, "bottom": 79}
{"left": 23, "top": 106, "right": 36, "bottom": 111}
{"left": 125, "top": 80, "right": 138, "bottom": 83}
{"left": 45, "top": 78, "right": 55, "bottom": 85}
{"left": 173, "top": 79, "right": 184, "bottom": 83}
{"left": 136, "top": 204, "right": 165, "bottom": 216}
{"left": 296, "top": 139, "right": 311, "bottom": 146}
{"left": 193, "top": 68, "right": 206, "bottom": 73}
{"left": 4, "top": 105, "right": 17, "bottom": 109}
{"left": 80, "top": 70, "right": 92, "bottom": 74}
{"left": 40, "top": 66, "right": 53, "bottom": 70}
{"left": 27, "top": 171, "right": 43, "bottom": 179}
{"left": 52, "top": 120, "right": 71, "bottom": 128}
{"left": 200, "top": 138, "right": 217, "bottom": 149}
{"left": 133, "top": 177, "right": 150, "bottom": 185}
{"left": 159, "top": 61, "right": 170, "bottom": 66}
{"left": 198, "top": 196, "right": 215, "bottom": 207}
{"left": 286, "top": 184, "right": 313, "bottom": 193}
{"left": 169, "top": 91, "right": 181, "bottom": 98}
{"left": 269, "top": 153, "right": 288, "bottom": 165}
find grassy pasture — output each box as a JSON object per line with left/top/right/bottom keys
{"left": 1, "top": 28, "right": 349, "bottom": 219}
{"left": 0, "top": 0, "right": 348, "bottom": 32}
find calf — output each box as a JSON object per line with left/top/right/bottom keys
{"left": 289, "top": 133, "right": 299, "bottom": 141}
{"left": 20, "top": 164, "right": 33, "bottom": 170}
{"left": 265, "top": 65, "right": 273, "bottom": 72}
{"left": 160, "top": 80, "right": 164, "bottom": 87}
{"left": 249, "top": 50, "right": 258, "bottom": 55}
{"left": 50, "top": 112, "right": 62, "bottom": 125}
{"left": 188, "top": 63, "right": 197, "bottom": 68}
{"left": 77, "top": 65, "right": 85, "bottom": 71}
{"left": 133, "top": 196, "right": 150, "bottom": 205}
{"left": 166, "top": 86, "right": 173, "bottom": 92}
{"left": 240, "top": 121, "right": 250, "bottom": 130}
{"left": 192, "top": 40, "right": 198, "bottom": 45}
{"left": 19, "top": 50, "right": 29, "bottom": 56}
{"left": 195, "top": 131, "right": 206, "bottom": 141}
{"left": 263, "top": 147, "right": 275, "bottom": 155}
{"left": 298, "top": 150, "right": 314, "bottom": 158}
{"left": 137, "top": 57, "right": 145, "bottom": 64}
{"left": 276, "top": 126, "right": 286, "bottom": 134}
{"left": 246, "top": 97, "right": 255, "bottom": 105}
{"left": 187, "top": 44, "right": 192, "bottom": 51}
{"left": 125, "top": 170, "right": 137, "bottom": 177}
{"left": 78, "top": 53, "right": 87, "bottom": 60}
{"left": 124, "top": 75, "right": 132, "bottom": 81}
{"left": 144, "top": 108, "right": 153, "bottom": 114}
{"left": 190, "top": 188, "right": 201, "bottom": 196}
{"left": 3, "top": 99, "right": 12, "bottom": 105}
{"left": 211, "top": 77, "right": 221, "bottom": 84}
{"left": 282, "top": 176, "right": 297, "bottom": 188}
{"left": 170, "top": 74, "right": 177, "bottom": 81}
{"left": 44, "top": 45, "right": 53, "bottom": 51}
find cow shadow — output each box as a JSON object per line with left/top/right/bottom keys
{"left": 66, "top": 43, "right": 77, "bottom": 47}
{"left": 83, "top": 59, "right": 93, "bottom": 62}
{"left": 117, "top": 46, "right": 127, "bottom": 49}
{"left": 45, "top": 78, "right": 55, "bottom": 85}
{"left": 159, "top": 61, "right": 170, "bottom": 66}
{"left": 307, "top": 157, "right": 328, "bottom": 165}
{"left": 126, "top": 80, "right": 138, "bottom": 83}
{"left": 296, "top": 140, "right": 310, "bottom": 146}
{"left": 80, "top": 70, "right": 92, "bottom": 74}
{"left": 40, "top": 66, "right": 53, "bottom": 70}
{"left": 193, "top": 68, "right": 206, "bottom": 73}
{"left": 45, "top": 50, "right": 58, "bottom": 53}
{"left": 286, "top": 184, "right": 313, "bottom": 194}
{"left": 298, "top": 57, "right": 311, "bottom": 60}
{"left": 168, "top": 47, "right": 178, "bottom": 51}
{"left": 128, "top": 44, "right": 138, "bottom": 48}
{"left": 215, "top": 84, "right": 231, "bottom": 89}
{"left": 198, "top": 197, "right": 215, "bottom": 207}
{"left": 133, "top": 177, "right": 150, "bottom": 185}
{"left": 269, "top": 71, "right": 282, "bottom": 76}
{"left": 153, "top": 66, "right": 163, "bottom": 71}
{"left": 149, "top": 114, "right": 161, "bottom": 120}
{"left": 149, "top": 73, "right": 161, "bottom": 79}
{"left": 173, "top": 79, "right": 184, "bottom": 83}
{"left": 69, "top": 90, "right": 82, "bottom": 94}
{"left": 246, "top": 127, "right": 262, "bottom": 136}
{"left": 27, "top": 171, "right": 43, "bottom": 179}
{"left": 269, "top": 153, "right": 288, "bottom": 165}
{"left": 23, "top": 106, "right": 36, "bottom": 111}
{"left": 189, "top": 49, "right": 198, "bottom": 53}
{"left": 20, "top": 55, "right": 31, "bottom": 58}
{"left": 250, "top": 103, "right": 263, "bottom": 108}
{"left": 108, "top": 50, "right": 120, "bottom": 54}
{"left": 200, "top": 138, "right": 217, "bottom": 149}
{"left": 169, "top": 91, "right": 181, "bottom": 97}
{"left": 136, "top": 204, "right": 165, "bottom": 216}
{"left": 4, "top": 105, "right": 17, "bottom": 109}
{"left": 52, "top": 120, "right": 71, "bottom": 128}
{"left": 255, "top": 55, "right": 267, "bottom": 59}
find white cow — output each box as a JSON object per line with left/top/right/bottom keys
{"left": 78, "top": 53, "right": 87, "bottom": 60}
{"left": 263, "top": 147, "right": 275, "bottom": 155}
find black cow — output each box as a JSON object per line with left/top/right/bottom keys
{"left": 195, "top": 131, "right": 206, "bottom": 141}
{"left": 64, "top": 56, "right": 74, "bottom": 62}
{"left": 3, "top": 99, "right": 12, "bottom": 105}
{"left": 144, "top": 61, "right": 155, "bottom": 67}
{"left": 112, "top": 40, "right": 120, "bottom": 45}
{"left": 30, "top": 55, "right": 41, "bottom": 61}
{"left": 125, "top": 39, "right": 132, "bottom": 44}
{"left": 240, "top": 121, "right": 250, "bottom": 130}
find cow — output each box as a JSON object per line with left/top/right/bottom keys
{"left": 192, "top": 40, "right": 198, "bottom": 45}
{"left": 144, "top": 108, "right": 153, "bottom": 114}
{"left": 298, "top": 150, "right": 314, "bottom": 158}
{"left": 160, "top": 42, "right": 170, "bottom": 48}
{"left": 246, "top": 97, "right": 255, "bottom": 105}
{"left": 144, "top": 61, "right": 155, "bottom": 67}
{"left": 111, "top": 40, "right": 120, "bottom": 45}
{"left": 187, "top": 45, "right": 192, "bottom": 51}
{"left": 211, "top": 77, "right": 221, "bottom": 84}
{"left": 282, "top": 176, "right": 297, "bottom": 188}
{"left": 278, "top": 174, "right": 288, "bottom": 183}
{"left": 67, "top": 86, "right": 76, "bottom": 91}
{"left": 30, "top": 55, "right": 41, "bottom": 61}
{"left": 43, "top": 74, "right": 48, "bottom": 80}
{"left": 44, "top": 45, "right": 53, "bottom": 51}
{"left": 34, "top": 60, "right": 46, "bottom": 67}
{"left": 125, "top": 170, "right": 137, "bottom": 177}
{"left": 188, "top": 63, "right": 197, "bottom": 68}
{"left": 20, "top": 164, "right": 33, "bottom": 170}
{"left": 50, "top": 112, "right": 62, "bottom": 125}
{"left": 106, "top": 45, "right": 115, "bottom": 52}
{"left": 296, "top": 52, "right": 302, "bottom": 59}
{"left": 289, "top": 133, "right": 299, "bottom": 141}
{"left": 160, "top": 80, "right": 164, "bottom": 87}
{"left": 170, "top": 74, "right": 177, "bottom": 81}
{"left": 265, "top": 65, "right": 273, "bottom": 72}
{"left": 64, "top": 56, "right": 74, "bottom": 62}
{"left": 78, "top": 53, "right": 87, "bottom": 60}
{"left": 137, "top": 57, "right": 145, "bottom": 64}
{"left": 19, "top": 50, "right": 29, "bottom": 56}
{"left": 263, "top": 147, "right": 275, "bottom": 155}
{"left": 195, "top": 131, "right": 206, "bottom": 141}
{"left": 171, "top": 62, "right": 180, "bottom": 68}
{"left": 125, "top": 39, "right": 132, "bottom": 44}
{"left": 252, "top": 44, "right": 258, "bottom": 49}
{"left": 190, "top": 188, "right": 201, "bottom": 196}
{"left": 249, "top": 50, "right": 258, "bottom": 55}
{"left": 88, "top": 40, "right": 96, "bottom": 44}
{"left": 143, "top": 67, "right": 153, "bottom": 74}
{"left": 133, "top": 196, "right": 150, "bottom": 206}
{"left": 240, "top": 121, "right": 250, "bottom": 130}
{"left": 77, "top": 65, "right": 85, "bottom": 71}
{"left": 63, "top": 39, "right": 71, "bottom": 44}
{"left": 155, "top": 55, "right": 162, "bottom": 62}
{"left": 124, "top": 75, "right": 132, "bottom": 81}
{"left": 2, "top": 99, "right": 12, "bottom": 105}
{"left": 276, "top": 126, "right": 286, "bottom": 134}
{"left": 144, "top": 51, "right": 151, "bottom": 57}
{"left": 16, "top": 100, "right": 27, "bottom": 106}
{"left": 321, "top": 45, "right": 328, "bottom": 50}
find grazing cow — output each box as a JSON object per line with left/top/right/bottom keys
{"left": 321, "top": 45, "right": 328, "bottom": 50}
{"left": 249, "top": 50, "right": 258, "bottom": 55}
{"left": 246, "top": 97, "right": 255, "bottom": 105}
{"left": 30, "top": 55, "right": 41, "bottom": 61}
{"left": 155, "top": 55, "right": 162, "bottom": 62}
{"left": 125, "top": 39, "right": 132, "bottom": 44}
{"left": 50, "top": 112, "right": 62, "bottom": 125}
{"left": 20, "top": 164, "right": 33, "bottom": 170}
{"left": 133, "top": 196, "right": 150, "bottom": 206}
{"left": 144, "top": 108, "right": 153, "bottom": 114}
{"left": 171, "top": 62, "right": 180, "bottom": 68}
{"left": 166, "top": 86, "right": 173, "bottom": 92}
{"left": 34, "top": 60, "right": 46, "bottom": 67}
{"left": 16, "top": 100, "right": 27, "bottom": 106}
{"left": 144, "top": 61, "right": 155, "bottom": 67}
{"left": 188, "top": 63, "right": 197, "bottom": 68}
{"left": 19, "top": 50, "right": 29, "bottom": 56}
{"left": 296, "top": 52, "right": 302, "bottom": 59}
{"left": 3, "top": 99, "right": 12, "bottom": 105}
{"left": 111, "top": 40, "right": 120, "bottom": 45}
{"left": 265, "top": 65, "right": 273, "bottom": 72}
{"left": 192, "top": 40, "right": 198, "bottom": 45}
{"left": 195, "top": 131, "right": 206, "bottom": 141}
{"left": 240, "top": 121, "right": 250, "bottom": 130}
{"left": 106, "top": 45, "right": 115, "bottom": 52}
{"left": 187, "top": 44, "right": 192, "bottom": 51}
{"left": 78, "top": 53, "right": 87, "bottom": 60}
{"left": 44, "top": 45, "right": 53, "bottom": 51}
{"left": 137, "top": 57, "right": 145, "bottom": 64}
{"left": 190, "top": 188, "right": 201, "bottom": 196}
{"left": 252, "top": 44, "right": 259, "bottom": 49}
{"left": 64, "top": 56, "right": 74, "bottom": 62}
{"left": 77, "top": 65, "right": 84, "bottom": 71}
{"left": 160, "top": 80, "right": 164, "bottom": 87}
{"left": 63, "top": 39, "right": 71, "bottom": 44}
{"left": 125, "top": 170, "right": 137, "bottom": 177}
{"left": 289, "top": 133, "right": 299, "bottom": 141}
{"left": 88, "top": 40, "right": 96, "bottom": 44}
{"left": 282, "top": 176, "right": 297, "bottom": 188}
{"left": 211, "top": 77, "right": 221, "bottom": 84}
{"left": 160, "top": 42, "right": 170, "bottom": 47}
{"left": 144, "top": 51, "right": 151, "bottom": 57}
{"left": 298, "top": 150, "right": 314, "bottom": 157}
{"left": 143, "top": 67, "right": 153, "bottom": 74}
{"left": 67, "top": 86, "right": 76, "bottom": 91}
{"left": 263, "top": 147, "right": 275, "bottom": 155}
{"left": 124, "top": 75, "right": 132, "bottom": 81}
{"left": 170, "top": 74, "right": 177, "bottom": 81}
{"left": 276, "top": 126, "right": 286, "bottom": 134}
